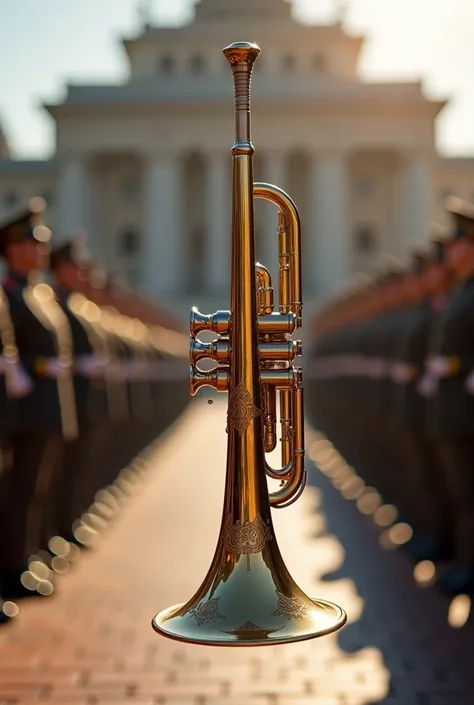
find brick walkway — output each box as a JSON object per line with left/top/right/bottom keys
{"left": 0, "top": 398, "right": 473, "bottom": 704}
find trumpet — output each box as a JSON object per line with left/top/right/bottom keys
{"left": 152, "top": 42, "right": 346, "bottom": 647}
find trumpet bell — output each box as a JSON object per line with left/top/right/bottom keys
{"left": 152, "top": 533, "right": 346, "bottom": 646}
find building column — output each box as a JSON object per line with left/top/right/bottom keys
{"left": 205, "top": 152, "right": 231, "bottom": 295}
{"left": 261, "top": 151, "right": 286, "bottom": 274}
{"left": 309, "top": 151, "right": 350, "bottom": 297}
{"left": 57, "top": 156, "right": 89, "bottom": 241}
{"left": 399, "top": 153, "right": 431, "bottom": 252}
{"left": 143, "top": 152, "right": 183, "bottom": 298}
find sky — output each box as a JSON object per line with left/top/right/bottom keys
{"left": 0, "top": 0, "right": 473, "bottom": 159}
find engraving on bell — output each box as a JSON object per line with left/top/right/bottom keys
{"left": 188, "top": 597, "right": 226, "bottom": 626}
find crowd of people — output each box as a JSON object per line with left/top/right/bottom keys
{"left": 0, "top": 197, "right": 189, "bottom": 624}
{"left": 307, "top": 195, "right": 474, "bottom": 597}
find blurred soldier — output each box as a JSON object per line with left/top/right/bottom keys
{"left": 391, "top": 236, "right": 454, "bottom": 561}
{"left": 0, "top": 199, "right": 79, "bottom": 600}
{"left": 95, "top": 271, "right": 186, "bottom": 472}
{"left": 65, "top": 268, "right": 133, "bottom": 542}
{"left": 46, "top": 239, "right": 110, "bottom": 549}
{"left": 0, "top": 278, "right": 30, "bottom": 479}
{"left": 420, "top": 197, "right": 474, "bottom": 594}
{"left": 0, "top": 204, "right": 43, "bottom": 620}
{"left": 354, "top": 265, "right": 408, "bottom": 504}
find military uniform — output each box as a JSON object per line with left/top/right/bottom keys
{"left": 389, "top": 245, "right": 454, "bottom": 560}
{"left": 0, "top": 200, "right": 81, "bottom": 600}
{"left": 307, "top": 256, "right": 452, "bottom": 544}
{"left": 421, "top": 205, "right": 474, "bottom": 592}
{"left": 47, "top": 242, "right": 110, "bottom": 547}
{"left": 63, "top": 293, "right": 119, "bottom": 546}
{"left": 0, "top": 284, "right": 24, "bottom": 483}
{"left": 2, "top": 278, "right": 79, "bottom": 596}
{"left": 0, "top": 280, "right": 32, "bottom": 620}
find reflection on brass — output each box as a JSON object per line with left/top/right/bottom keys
{"left": 221, "top": 621, "right": 284, "bottom": 640}
{"left": 152, "top": 42, "right": 347, "bottom": 647}
{"left": 272, "top": 591, "right": 309, "bottom": 620}
{"left": 189, "top": 598, "right": 226, "bottom": 626}
{"left": 227, "top": 383, "right": 261, "bottom": 435}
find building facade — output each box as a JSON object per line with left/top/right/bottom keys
{"left": 0, "top": 0, "right": 473, "bottom": 303}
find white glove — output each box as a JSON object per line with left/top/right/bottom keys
{"left": 464, "top": 370, "right": 474, "bottom": 395}
{"left": 107, "top": 361, "right": 125, "bottom": 380}
{"left": 42, "top": 358, "right": 71, "bottom": 378}
{"left": 353, "top": 356, "right": 367, "bottom": 376}
{"left": 426, "top": 355, "right": 449, "bottom": 377}
{"left": 366, "top": 358, "right": 386, "bottom": 379}
{"left": 417, "top": 373, "right": 438, "bottom": 398}
{"left": 390, "top": 363, "right": 412, "bottom": 384}
{"left": 77, "top": 355, "right": 108, "bottom": 379}
{"left": 4, "top": 359, "right": 34, "bottom": 399}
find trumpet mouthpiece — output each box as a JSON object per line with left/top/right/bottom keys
{"left": 223, "top": 42, "right": 261, "bottom": 68}
{"left": 223, "top": 42, "right": 261, "bottom": 144}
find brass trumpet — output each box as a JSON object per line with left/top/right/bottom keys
{"left": 152, "top": 42, "right": 346, "bottom": 647}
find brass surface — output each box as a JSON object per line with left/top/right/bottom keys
{"left": 152, "top": 41, "right": 346, "bottom": 647}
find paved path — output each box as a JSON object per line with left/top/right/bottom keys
{"left": 0, "top": 398, "right": 473, "bottom": 704}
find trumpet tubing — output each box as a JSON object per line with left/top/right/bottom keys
{"left": 152, "top": 41, "right": 346, "bottom": 647}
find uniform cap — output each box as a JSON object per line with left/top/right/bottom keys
{"left": 444, "top": 195, "right": 474, "bottom": 239}
{"left": 0, "top": 197, "right": 50, "bottom": 257}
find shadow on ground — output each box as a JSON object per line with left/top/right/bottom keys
{"left": 305, "top": 437, "right": 474, "bottom": 705}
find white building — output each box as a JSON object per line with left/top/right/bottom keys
{"left": 1, "top": 0, "right": 473, "bottom": 306}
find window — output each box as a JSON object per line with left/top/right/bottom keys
{"left": 354, "top": 224, "right": 378, "bottom": 255}
{"left": 159, "top": 55, "right": 175, "bottom": 74}
{"left": 355, "top": 178, "right": 375, "bottom": 199}
{"left": 313, "top": 53, "right": 326, "bottom": 71}
{"left": 119, "top": 177, "right": 140, "bottom": 201}
{"left": 117, "top": 228, "right": 142, "bottom": 257}
{"left": 190, "top": 54, "right": 205, "bottom": 74}
{"left": 3, "top": 190, "right": 19, "bottom": 208}
{"left": 282, "top": 54, "right": 296, "bottom": 73}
